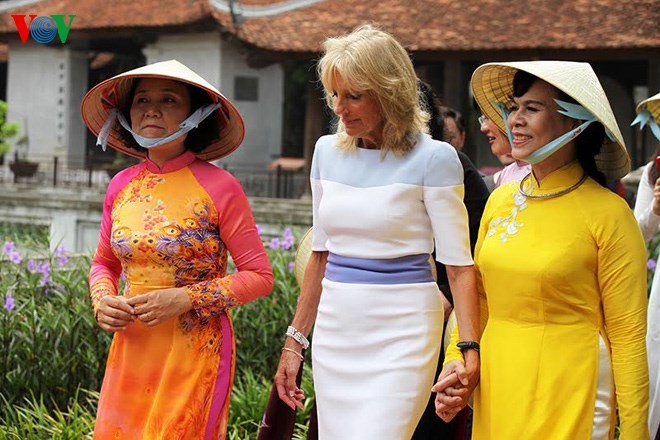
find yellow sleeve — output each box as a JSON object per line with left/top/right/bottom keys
{"left": 597, "top": 202, "right": 649, "bottom": 439}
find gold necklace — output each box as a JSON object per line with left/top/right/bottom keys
{"left": 518, "top": 172, "right": 588, "bottom": 200}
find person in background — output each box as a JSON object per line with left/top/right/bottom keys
{"left": 80, "top": 60, "right": 273, "bottom": 439}
{"left": 632, "top": 91, "right": 660, "bottom": 440}
{"left": 476, "top": 103, "right": 531, "bottom": 192}
{"left": 435, "top": 61, "right": 649, "bottom": 440}
{"left": 413, "top": 81, "right": 488, "bottom": 440}
{"left": 273, "top": 25, "right": 479, "bottom": 439}
{"left": 441, "top": 106, "right": 467, "bottom": 152}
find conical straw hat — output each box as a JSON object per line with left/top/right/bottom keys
{"left": 471, "top": 61, "right": 630, "bottom": 180}
{"left": 81, "top": 59, "right": 244, "bottom": 161}
{"left": 294, "top": 227, "right": 314, "bottom": 287}
{"left": 636, "top": 92, "right": 660, "bottom": 122}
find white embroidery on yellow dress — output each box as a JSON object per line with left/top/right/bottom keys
{"left": 487, "top": 191, "right": 528, "bottom": 243}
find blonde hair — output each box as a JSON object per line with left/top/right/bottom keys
{"left": 317, "top": 24, "right": 429, "bottom": 155}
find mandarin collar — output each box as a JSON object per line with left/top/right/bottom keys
{"left": 529, "top": 160, "right": 584, "bottom": 192}
{"left": 144, "top": 151, "right": 196, "bottom": 174}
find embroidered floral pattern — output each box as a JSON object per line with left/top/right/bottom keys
{"left": 487, "top": 191, "right": 528, "bottom": 243}
{"left": 90, "top": 283, "right": 113, "bottom": 310}
{"left": 186, "top": 277, "right": 239, "bottom": 318}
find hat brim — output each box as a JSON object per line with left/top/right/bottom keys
{"left": 294, "top": 227, "right": 314, "bottom": 287}
{"left": 471, "top": 61, "right": 630, "bottom": 180}
{"left": 80, "top": 60, "right": 245, "bottom": 161}
{"left": 636, "top": 92, "right": 660, "bottom": 122}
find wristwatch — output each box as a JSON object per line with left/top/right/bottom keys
{"left": 456, "top": 341, "right": 480, "bottom": 352}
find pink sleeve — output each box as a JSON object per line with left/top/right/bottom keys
{"left": 88, "top": 166, "right": 143, "bottom": 312}
{"left": 185, "top": 161, "right": 274, "bottom": 317}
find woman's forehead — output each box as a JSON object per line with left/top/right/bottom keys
{"left": 134, "top": 77, "right": 188, "bottom": 94}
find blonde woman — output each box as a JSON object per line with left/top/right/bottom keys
{"left": 273, "top": 25, "right": 479, "bottom": 438}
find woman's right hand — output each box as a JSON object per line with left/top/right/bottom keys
{"left": 652, "top": 177, "right": 660, "bottom": 216}
{"left": 95, "top": 295, "right": 135, "bottom": 333}
{"left": 274, "top": 347, "right": 305, "bottom": 410}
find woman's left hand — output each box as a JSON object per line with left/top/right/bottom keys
{"left": 127, "top": 288, "right": 192, "bottom": 326}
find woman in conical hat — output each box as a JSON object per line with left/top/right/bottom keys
{"left": 81, "top": 59, "right": 273, "bottom": 439}
{"left": 434, "top": 61, "right": 649, "bottom": 440}
{"left": 632, "top": 92, "right": 660, "bottom": 440}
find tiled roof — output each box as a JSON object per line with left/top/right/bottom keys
{"left": 0, "top": 0, "right": 657, "bottom": 53}
{"left": 215, "top": 0, "right": 660, "bottom": 52}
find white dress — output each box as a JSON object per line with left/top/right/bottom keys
{"left": 633, "top": 162, "right": 660, "bottom": 438}
{"left": 309, "top": 133, "right": 472, "bottom": 439}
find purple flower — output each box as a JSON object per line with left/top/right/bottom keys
{"left": 255, "top": 224, "right": 263, "bottom": 236}
{"left": 281, "top": 235, "right": 294, "bottom": 251}
{"left": 37, "top": 261, "right": 50, "bottom": 286}
{"left": 8, "top": 251, "right": 22, "bottom": 264}
{"left": 2, "top": 241, "right": 15, "bottom": 254}
{"left": 648, "top": 258, "right": 657, "bottom": 271}
{"left": 269, "top": 238, "right": 280, "bottom": 250}
{"left": 54, "top": 245, "right": 68, "bottom": 266}
{"left": 4, "top": 294, "right": 15, "bottom": 312}
{"left": 27, "top": 258, "right": 38, "bottom": 272}
{"left": 282, "top": 227, "right": 293, "bottom": 239}
{"left": 288, "top": 261, "right": 295, "bottom": 273}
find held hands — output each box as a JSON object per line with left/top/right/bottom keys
{"left": 432, "top": 350, "right": 480, "bottom": 422}
{"left": 127, "top": 287, "right": 193, "bottom": 327}
{"left": 274, "top": 344, "right": 306, "bottom": 410}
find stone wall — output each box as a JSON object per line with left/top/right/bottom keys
{"left": 0, "top": 186, "right": 312, "bottom": 253}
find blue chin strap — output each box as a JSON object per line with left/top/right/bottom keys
{"left": 495, "top": 100, "right": 615, "bottom": 165}
{"left": 96, "top": 102, "right": 221, "bottom": 151}
{"left": 631, "top": 109, "right": 660, "bottom": 141}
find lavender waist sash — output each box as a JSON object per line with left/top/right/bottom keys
{"left": 325, "top": 252, "right": 434, "bottom": 285}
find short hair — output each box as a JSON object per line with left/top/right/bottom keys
{"left": 439, "top": 106, "right": 465, "bottom": 135}
{"left": 317, "top": 24, "right": 429, "bottom": 155}
{"left": 418, "top": 80, "right": 445, "bottom": 141}
{"left": 118, "top": 79, "right": 220, "bottom": 155}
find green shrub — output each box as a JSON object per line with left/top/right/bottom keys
{"left": 0, "top": 390, "right": 97, "bottom": 439}
{"left": 0, "top": 225, "right": 314, "bottom": 437}
{"left": 0, "top": 248, "right": 109, "bottom": 409}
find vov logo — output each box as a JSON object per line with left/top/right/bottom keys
{"left": 11, "top": 15, "right": 76, "bottom": 44}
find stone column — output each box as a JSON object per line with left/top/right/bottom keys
{"left": 6, "top": 44, "right": 87, "bottom": 166}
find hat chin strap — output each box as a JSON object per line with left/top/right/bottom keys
{"left": 496, "top": 99, "right": 615, "bottom": 166}
{"left": 96, "top": 102, "right": 220, "bottom": 151}
{"left": 631, "top": 109, "right": 660, "bottom": 141}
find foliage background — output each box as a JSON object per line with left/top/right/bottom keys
{"left": 0, "top": 223, "right": 313, "bottom": 439}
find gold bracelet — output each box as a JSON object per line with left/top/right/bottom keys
{"left": 281, "top": 347, "right": 304, "bottom": 362}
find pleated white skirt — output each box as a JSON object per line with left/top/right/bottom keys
{"left": 312, "top": 278, "right": 444, "bottom": 439}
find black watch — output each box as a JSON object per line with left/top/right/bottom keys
{"left": 456, "top": 341, "right": 480, "bottom": 352}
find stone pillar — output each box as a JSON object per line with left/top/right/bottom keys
{"left": 6, "top": 44, "right": 87, "bottom": 166}
{"left": 302, "top": 80, "right": 325, "bottom": 197}
{"left": 442, "top": 60, "right": 463, "bottom": 110}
